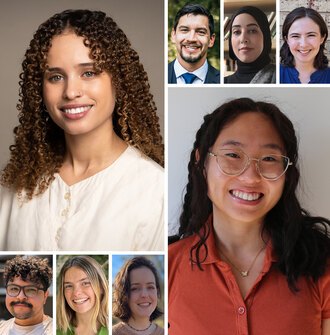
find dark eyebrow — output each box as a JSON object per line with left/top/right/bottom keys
{"left": 232, "top": 23, "right": 259, "bottom": 29}
{"left": 46, "top": 62, "right": 95, "bottom": 72}
{"left": 220, "top": 140, "right": 284, "bottom": 152}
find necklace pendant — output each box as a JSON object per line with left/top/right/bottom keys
{"left": 241, "top": 271, "right": 248, "bottom": 277}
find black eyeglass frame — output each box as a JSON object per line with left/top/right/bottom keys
{"left": 6, "top": 283, "right": 47, "bottom": 298}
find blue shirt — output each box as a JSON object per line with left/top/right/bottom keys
{"left": 280, "top": 65, "right": 330, "bottom": 84}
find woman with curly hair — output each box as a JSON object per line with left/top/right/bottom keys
{"left": 0, "top": 9, "right": 164, "bottom": 251}
{"left": 280, "top": 7, "right": 330, "bottom": 83}
{"left": 57, "top": 255, "right": 108, "bottom": 335}
{"left": 112, "top": 256, "right": 164, "bottom": 335}
{"left": 168, "top": 98, "right": 330, "bottom": 334}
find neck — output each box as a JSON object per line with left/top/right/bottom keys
{"left": 177, "top": 56, "right": 206, "bottom": 72}
{"left": 294, "top": 61, "right": 316, "bottom": 83}
{"left": 15, "top": 314, "right": 45, "bottom": 327}
{"left": 62, "top": 122, "right": 127, "bottom": 180}
{"left": 128, "top": 316, "right": 151, "bottom": 331}
{"left": 212, "top": 210, "right": 266, "bottom": 255}
{"left": 75, "top": 312, "right": 98, "bottom": 335}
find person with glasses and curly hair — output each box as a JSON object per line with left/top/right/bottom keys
{"left": 0, "top": 9, "right": 164, "bottom": 251}
{"left": 113, "top": 256, "right": 164, "bottom": 335}
{"left": 168, "top": 98, "right": 330, "bottom": 334}
{"left": 0, "top": 255, "right": 53, "bottom": 334}
{"left": 57, "top": 256, "right": 108, "bottom": 335}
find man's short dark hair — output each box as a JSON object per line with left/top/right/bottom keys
{"left": 3, "top": 256, "right": 52, "bottom": 290}
{"left": 173, "top": 3, "right": 215, "bottom": 35}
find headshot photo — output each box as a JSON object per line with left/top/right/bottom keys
{"left": 56, "top": 255, "right": 109, "bottom": 335}
{"left": 280, "top": 4, "right": 330, "bottom": 83}
{"left": 224, "top": 0, "right": 276, "bottom": 84}
{"left": 0, "top": 0, "right": 164, "bottom": 252}
{"left": 168, "top": 1, "right": 220, "bottom": 84}
{"left": 112, "top": 255, "right": 164, "bottom": 335}
{"left": 168, "top": 87, "right": 330, "bottom": 334}
{"left": 0, "top": 255, "right": 53, "bottom": 334}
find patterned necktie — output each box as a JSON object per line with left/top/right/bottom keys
{"left": 182, "top": 73, "right": 197, "bottom": 84}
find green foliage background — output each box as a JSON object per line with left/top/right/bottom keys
{"left": 168, "top": 0, "right": 220, "bottom": 69}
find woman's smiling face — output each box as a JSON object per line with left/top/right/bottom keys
{"left": 205, "top": 112, "right": 286, "bottom": 227}
{"left": 63, "top": 267, "right": 96, "bottom": 315}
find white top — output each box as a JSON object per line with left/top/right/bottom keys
{"left": 0, "top": 316, "right": 53, "bottom": 335}
{"left": 174, "top": 59, "right": 208, "bottom": 84}
{"left": 0, "top": 146, "right": 164, "bottom": 251}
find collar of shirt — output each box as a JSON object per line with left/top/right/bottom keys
{"left": 174, "top": 58, "right": 208, "bottom": 84}
{"left": 189, "top": 214, "right": 277, "bottom": 273}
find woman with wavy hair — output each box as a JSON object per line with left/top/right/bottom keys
{"left": 169, "top": 98, "right": 330, "bottom": 334}
{"left": 280, "top": 7, "right": 330, "bottom": 83}
{"left": 0, "top": 9, "right": 164, "bottom": 251}
{"left": 57, "top": 255, "right": 108, "bottom": 335}
{"left": 113, "top": 256, "right": 163, "bottom": 335}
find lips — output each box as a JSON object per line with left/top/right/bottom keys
{"left": 11, "top": 301, "right": 33, "bottom": 308}
{"left": 239, "top": 47, "right": 253, "bottom": 52}
{"left": 72, "top": 298, "right": 89, "bottom": 304}
{"left": 61, "top": 105, "right": 92, "bottom": 115}
{"left": 230, "top": 190, "right": 263, "bottom": 202}
{"left": 182, "top": 44, "right": 201, "bottom": 52}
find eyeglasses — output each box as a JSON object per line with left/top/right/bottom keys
{"left": 208, "top": 149, "right": 292, "bottom": 181}
{"left": 6, "top": 284, "right": 46, "bottom": 298}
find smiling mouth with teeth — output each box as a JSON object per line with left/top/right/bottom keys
{"left": 73, "top": 298, "right": 89, "bottom": 304}
{"left": 62, "top": 106, "right": 92, "bottom": 115}
{"left": 230, "top": 190, "right": 263, "bottom": 202}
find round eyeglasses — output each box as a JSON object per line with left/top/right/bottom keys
{"left": 208, "top": 149, "right": 292, "bottom": 181}
{"left": 6, "top": 284, "right": 46, "bottom": 298}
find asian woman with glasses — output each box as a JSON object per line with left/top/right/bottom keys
{"left": 168, "top": 97, "right": 330, "bottom": 334}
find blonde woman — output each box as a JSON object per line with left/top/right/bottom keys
{"left": 57, "top": 256, "right": 108, "bottom": 335}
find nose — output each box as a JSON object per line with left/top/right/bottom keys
{"left": 63, "top": 76, "right": 83, "bottom": 100}
{"left": 140, "top": 287, "right": 148, "bottom": 297}
{"left": 17, "top": 289, "right": 27, "bottom": 299}
{"left": 240, "top": 30, "right": 248, "bottom": 43}
{"left": 299, "top": 36, "right": 307, "bottom": 46}
{"left": 186, "top": 30, "right": 197, "bottom": 41}
{"left": 238, "top": 158, "right": 262, "bottom": 183}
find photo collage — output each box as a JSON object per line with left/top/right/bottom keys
{"left": 0, "top": 0, "right": 330, "bottom": 334}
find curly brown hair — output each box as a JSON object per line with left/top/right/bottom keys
{"left": 4, "top": 255, "right": 52, "bottom": 289}
{"left": 1, "top": 9, "right": 163, "bottom": 200}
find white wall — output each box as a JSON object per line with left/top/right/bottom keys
{"left": 168, "top": 87, "right": 330, "bottom": 234}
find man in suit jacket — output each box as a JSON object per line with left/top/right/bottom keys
{"left": 169, "top": 3, "right": 220, "bottom": 84}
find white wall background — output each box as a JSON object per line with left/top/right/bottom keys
{"left": 168, "top": 87, "right": 330, "bottom": 234}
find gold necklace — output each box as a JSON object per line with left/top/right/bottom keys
{"left": 219, "top": 243, "right": 266, "bottom": 277}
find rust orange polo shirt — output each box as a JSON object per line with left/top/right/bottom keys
{"left": 169, "top": 220, "right": 330, "bottom": 335}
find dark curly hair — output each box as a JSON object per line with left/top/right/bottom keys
{"left": 1, "top": 9, "right": 163, "bottom": 200}
{"left": 280, "top": 7, "right": 328, "bottom": 69}
{"left": 3, "top": 255, "right": 52, "bottom": 290}
{"left": 113, "top": 256, "right": 163, "bottom": 322}
{"left": 176, "top": 97, "right": 330, "bottom": 291}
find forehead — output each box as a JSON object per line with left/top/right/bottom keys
{"left": 129, "top": 266, "right": 156, "bottom": 284}
{"left": 288, "top": 17, "right": 321, "bottom": 33}
{"left": 64, "top": 266, "right": 88, "bottom": 281}
{"left": 8, "top": 275, "right": 36, "bottom": 286}
{"left": 46, "top": 32, "right": 92, "bottom": 64}
{"left": 213, "top": 112, "right": 284, "bottom": 151}
{"left": 177, "top": 14, "right": 210, "bottom": 30}
{"left": 232, "top": 13, "right": 259, "bottom": 27}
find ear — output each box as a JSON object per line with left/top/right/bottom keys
{"left": 171, "top": 28, "right": 177, "bottom": 44}
{"left": 209, "top": 33, "right": 216, "bottom": 48}
{"left": 195, "top": 148, "right": 200, "bottom": 163}
{"left": 43, "top": 290, "right": 49, "bottom": 304}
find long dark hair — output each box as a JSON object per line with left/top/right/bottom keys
{"left": 178, "top": 97, "right": 330, "bottom": 290}
{"left": 280, "top": 7, "right": 328, "bottom": 69}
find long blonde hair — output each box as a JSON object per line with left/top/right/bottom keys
{"left": 57, "top": 255, "right": 108, "bottom": 333}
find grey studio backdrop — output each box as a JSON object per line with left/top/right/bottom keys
{"left": 0, "top": 0, "right": 164, "bottom": 168}
{"left": 168, "top": 87, "right": 330, "bottom": 235}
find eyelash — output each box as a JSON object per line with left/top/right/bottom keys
{"left": 47, "top": 70, "right": 97, "bottom": 83}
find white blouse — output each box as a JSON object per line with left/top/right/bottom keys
{"left": 0, "top": 146, "right": 164, "bottom": 251}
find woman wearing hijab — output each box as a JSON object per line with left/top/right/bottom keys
{"left": 225, "top": 6, "right": 276, "bottom": 84}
